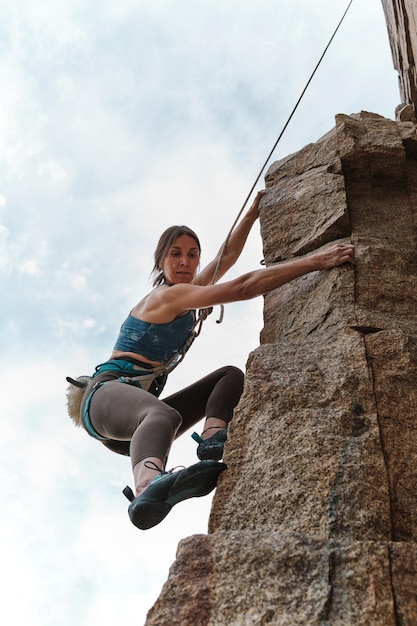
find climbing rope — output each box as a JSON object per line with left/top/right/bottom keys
{"left": 195, "top": 0, "right": 354, "bottom": 330}
{"left": 211, "top": 0, "right": 355, "bottom": 299}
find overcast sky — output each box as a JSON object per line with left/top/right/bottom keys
{"left": 1, "top": 1, "right": 400, "bottom": 624}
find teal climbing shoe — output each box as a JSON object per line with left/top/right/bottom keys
{"left": 123, "top": 460, "right": 227, "bottom": 530}
{"left": 192, "top": 427, "right": 228, "bottom": 461}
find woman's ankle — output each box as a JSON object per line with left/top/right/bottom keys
{"left": 133, "top": 457, "right": 163, "bottom": 496}
{"left": 201, "top": 418, "right": 227, "bottom": 440}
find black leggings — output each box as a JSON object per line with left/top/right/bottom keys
{"left": 86, "top": 365, "right": 244, "bottom": 468}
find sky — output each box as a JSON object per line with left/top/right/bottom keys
{"left": 0, "top": 0, "right": 400, "bottom": 624}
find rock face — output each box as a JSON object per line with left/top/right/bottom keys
{"left": 382, "top": 0, "right": 417, "bottom": 114}
{"left": 145, "top": 111, "right": 417, "bottom": 625}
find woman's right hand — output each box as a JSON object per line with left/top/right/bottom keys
{"left": 246, "top": 190, "right": 266, "bottom": 219}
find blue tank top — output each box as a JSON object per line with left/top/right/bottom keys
{"left": 113, "top": 311, "right": 195, "bottom": 363}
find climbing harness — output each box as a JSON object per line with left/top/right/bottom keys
{"left": 211, "top": 0, "right": 355, "bottom": 323}
{"left": 66, "top": 312, "right": 204, "bottom": 436}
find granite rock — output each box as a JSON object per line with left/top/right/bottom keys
{"left": 145, "top": 112, "right": 417, "bottom": 625}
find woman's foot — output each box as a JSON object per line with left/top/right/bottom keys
{"left": 123, "top": 460, "right": 227, "bottom": 530}
{"left": 192, "top": 427, "right": 228, "bottom": 461}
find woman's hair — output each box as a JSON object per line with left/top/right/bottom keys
{"left": 151, "top": 225, "right": 201, "bottom": 286}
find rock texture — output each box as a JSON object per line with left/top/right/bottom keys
{"left": 145, "top": 111, "right": 417, "bottom": 625}
{"left": 382, "top": 0, "right": 417, "bottom": 116}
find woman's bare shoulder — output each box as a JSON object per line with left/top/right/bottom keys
{"left": 131, "top": 285, "right": 178, "bottom": 323}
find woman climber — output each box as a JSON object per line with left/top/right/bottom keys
{"left": 66, "top": 189, "right": 354, "bottom": 531}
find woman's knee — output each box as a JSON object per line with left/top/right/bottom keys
{"left": 160, "top": 403, "right": 182, "bottom": 431}
{"left": 223, "top": 365, "right": 245, "bottom": 392}
{"left": 224, "top": 364, "right": 244, "bottom": 380}
{"left": 138, "top": 402, "right": 182, "bottom": 436}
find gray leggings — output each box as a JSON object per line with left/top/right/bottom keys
{"left": 85, "top": 365, "right": 244, "bottom": 468}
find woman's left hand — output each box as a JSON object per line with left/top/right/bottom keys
{"left": 313, "top": 243, "right": 355, "bottom": 270}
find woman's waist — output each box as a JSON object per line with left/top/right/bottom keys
{"left": 110, "top": 350, "right": 164, "bottom": 368}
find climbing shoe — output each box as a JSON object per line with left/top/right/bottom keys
{"left": 123, "top": 460, "right": 227, "bottom": 530}
{"left": 192, "top": 427, "right": 228, "bottom": 461}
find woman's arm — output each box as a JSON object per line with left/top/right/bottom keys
{"left": 194, "top": 190, "right": 264, "bottom": 286}
{"left": 151, "top": 242, "right": 355, "bottom": 319}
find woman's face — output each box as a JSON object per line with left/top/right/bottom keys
{"left": 161, "top": 234, "right": 200, "bottom": 284}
